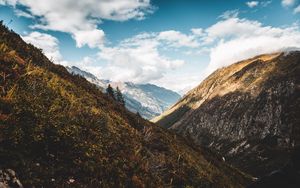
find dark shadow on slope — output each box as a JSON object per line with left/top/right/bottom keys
{"left": 155, "top": 104, "right": 191, "bottom": 129}
{"left": 171, "top": 83, "right": 299, "bottom": 176}
{"left": 247, "top": 146, "right": 300, "bottom": 188}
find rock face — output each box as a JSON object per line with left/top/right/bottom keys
{"left": 0, "top": 169, "right": 23, "bottom": 188}
{"left": 66, "top": 66, "right": 181, "bottom": 119}
{"left": 154, "top": 52, "right": 300, "bottom": 176}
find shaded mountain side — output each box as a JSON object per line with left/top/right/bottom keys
{"left": 66, "top": 66, "right": 181, "bottom": 119}
{"left": 154, "top": 52, "right": 300, "bottom": 177}
{"left": 247, "top": 146, "right": 300, "bottom": 188}
{"left": 0, "top": 23, "right": 251, "bottom": 187}
{"left": 136, "top": 83, "right": 181, "bottom": 109}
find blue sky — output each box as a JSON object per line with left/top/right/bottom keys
{"left": 1, "top": 0, "right": 300, "bottom": 93}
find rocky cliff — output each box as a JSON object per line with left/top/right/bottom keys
{"left": 154, "top": 52, "right": 300, "bottom": 176}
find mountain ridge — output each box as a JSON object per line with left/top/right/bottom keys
{"left": 154, "top": 51, "right": 300, "bottom": 176}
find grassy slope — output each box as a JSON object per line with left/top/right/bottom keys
{"left": 0, "top": 23, "right": 251, "bottom": 187}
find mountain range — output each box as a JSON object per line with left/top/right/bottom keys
{"left": 1, "top": 18, "right": 300, "bottom": 188}
{"left": 66, "top": 66, "right": 181, "bottom": 119}
{"left": 0, "top": 22, "right": 251, "bottom": 187}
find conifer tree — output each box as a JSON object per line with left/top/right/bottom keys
{"left": 106, "top": 84, "right": 115, "bottom": 99}
{"left": 115, "top": 86, "right": 125, "bottom": 106}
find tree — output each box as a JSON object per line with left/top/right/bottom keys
{"left": 106, "top": 84, "right": 115, "bottom": 99}
{"left": 115, "top": 87, "right": 125, "bottom": 106}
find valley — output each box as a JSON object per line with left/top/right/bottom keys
{"left": 66, "top": 66, "right": 181, "bottom": 119}
{"left": 0, "top": 0, "right": 300, "bottom": 187}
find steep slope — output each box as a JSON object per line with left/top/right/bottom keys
{"left": 0, "top": 23, "right": 250, "bottom": 187}
{"left": 137, "top": 83, "right": 181, "bottom": 109}
{"left": 66, "top": 66, "right": 181, "bottom": 119}
{"left": 154, "top": 52, "right": 300, "bottom": 177}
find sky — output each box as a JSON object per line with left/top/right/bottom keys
{"left": 1, "top": 0, "right": 300, "bottom": 94}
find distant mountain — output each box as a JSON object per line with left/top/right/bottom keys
{"left": 153, "top": 52, "right": 300, "bottom": 177}
{"left": 0, "top": 22, "right": 251, "bottom": 187}
{"left": 66, "top": 66, "right": 181, "bottom": 119}
{"left": 66, "top": 66, "right": 108, "bottom": 89}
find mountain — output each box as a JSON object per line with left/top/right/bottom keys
{"left": 66, "top": 66, "right": 109, "bottom": 89}
{"left": 66, "top": 66, "right": 181, "bottom": 119}
{"left": 0, "top": 22, "right": 251, "bottom": 187}
{"left": 153, "top": 52, "right": 300, "bottom": 177}
{"left": 114, "top": 82, "right": 181, "bottom": 119}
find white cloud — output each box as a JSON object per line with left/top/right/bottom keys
{"left": 151, "top": 73, "right": 202, "bottom": 95}
{"left": 206, "top": 17, "right": 261, "bottom": 39}
{"left": 19, "top": 28, "right": 199, "bottom": 89}
{"left": 261, "top": 1, "right": 272, "bottom": 7}
{"left": 157, "top": 30, "right": 199, "bottom": 48}
{"left": 2, "top": 0, "right": 153, "bottom": 48}
{"left": 246, "top": 1, "right": 259, "bottom": 8}
{"left": 73, "top": 29, "right": 105, "bottom": 48}
{"left": 294, "top": 5, "right": 300, "bottom": 13}
{"left": 218, "top": 9, "right": 239, "bottom": 20}
{"left": 280, "top": 0, "right": 300, "bottom": 14}
{"left": 203, "top": 14, "right": 293, "bottom": 45}
{"left": 282, "top": 0, "right": 296, "bottom": 7}
{"left": 91, "top": 28, "right": 209, "bottom": 84}
{"left": 75, "top": 15, "right": 300, "bottom": 92}
{"left": 9, "top": 0, "right": 300, "bottom": 93}
{"left": 204, "top": 17, "right": 300, "bottom": 75}
{"left": 14, "top": 9, "right": 34, "bottom": 18}
{"left": 191, "top": 28, "right": 204, "bottom": 36}
{"left": 97, "top": 34, "right": 185, "bottom": 83}
{"left": 0, "top": 0, "right": 16, "bottom": 5}
{"left": 22, "top": 31, "right": 66, "bottom": 64}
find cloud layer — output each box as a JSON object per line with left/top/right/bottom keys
{"left": 90, "top": 13, "right": 300, "bottom": 89}
{"left": 203, "top": 14, "right": 300, "bottom": 75}
{"left": 282, "top": 0, "right": 296, "bottom": 7}
{"left": 97, "top": 33, "right": 186, "bottom": 83}
{"left": 21, "top": 12, "right": 300, "bottom": 92}
{"left": 4, "top": 1, "right": 300, "bottom": 92}
{"left": 246, "top": 1, "right": 259, "bottom": 8}
{"left": 1, "top": 0, "right": 153, "bottom": 48}
{"left": 281, "top": 0, "right": 300, "bottom": 13}
{"left": 22, "top": 31, "right": 63, "bottom": 62}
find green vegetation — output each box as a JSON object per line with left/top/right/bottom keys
{"left": 0, "top": 22, "right": 251, "bottom": 187}
{"left": 106, "top": 84, "right": 125, "bottom": 106}
{"left": 115, "top": 87, "right": 125, "bottom": 106}
{"left": 106, "top": 84, "right": 115, "bottom": 99}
